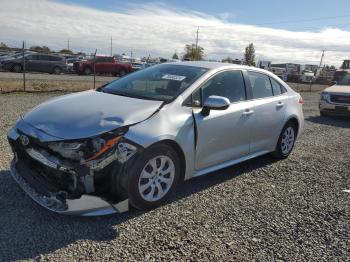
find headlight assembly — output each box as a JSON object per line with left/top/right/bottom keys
{"left": 320, "top": 92, "right": 330, "bottom": 102}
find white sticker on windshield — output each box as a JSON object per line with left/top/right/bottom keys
{"left": 162, "top": 74, "right": 186, "bottom": 81}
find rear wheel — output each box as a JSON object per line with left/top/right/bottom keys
{"left": 126, "top": 143, "right": 180, "bottom": 210}
{"left": 12, "top": 64, "right": 22, "bottom": 73}
{"left": 119, "top": 70, "right": 126, "bottom": 77}
{"left": 83, "top": 67, "right": 92, "bottom": 75}
{"left": 272, "top": 122, "right": 297, "bottom": 159}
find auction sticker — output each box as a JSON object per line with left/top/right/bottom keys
{"left": 162, "top": 74, "right": 186, "bottom": 81}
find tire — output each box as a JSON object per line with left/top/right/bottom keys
{"left": 119, "top": 70, "right": 126, "bottom": 77}
{"left": 126, "top": 143, "right": 181, "bottom": 210}
{"left": 53, "top": 66, "right": 62, "bottom": 75}
{"left": 12, "top": 64, "right": 22, "bottom": 73}
{"left": 83, "top": 67, "right": 92, "bottom": 75}
{"left": 320, "top": 110, "right": 327, "bottom": 117}
{"left": 272, "top": 122, "right": 297, "bottom": 159}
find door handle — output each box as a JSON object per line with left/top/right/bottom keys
{"left": 242, "top": 109, "right": 254, "bottom": 116}
{"left": 276, "top": 102, "right": 284, "bottom": 108}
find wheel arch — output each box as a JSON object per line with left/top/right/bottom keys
{"left": 151, "top": 139, "right": 186, "bottom": 182}
{"left": 284, "top": 115, "right": 300, "bottom": 135}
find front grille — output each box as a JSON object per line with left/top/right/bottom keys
{"left": 330, "top": 94, "right": 350, "bottom": 105}
{"left": 9, "top": 138, "right": 82, "bottom": 198}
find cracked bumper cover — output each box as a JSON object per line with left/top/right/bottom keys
{"left": 7, "top": 124, "right": 134, "bottom": 216}
{"left": 10, "top": 159, "right": 129, "bottom": 216}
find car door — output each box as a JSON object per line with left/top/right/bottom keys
{"left": 192, "top": 70, "right": 253, "bottom": 170}
{"left": 25, "top": 54, "right": 41, "bottom": 72}
{"left": 244, "top": 71, "right": 288, "bottom": 153}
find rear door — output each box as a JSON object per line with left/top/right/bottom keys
{"left": 193, "top": 70, "right": 253, "bottom": 170}
{"left": 244, "top": 71, "right": 288, "bottom": 153}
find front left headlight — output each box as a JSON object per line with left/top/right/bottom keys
{"left": 320, "top": 92, "right": 330, "bottom": 102}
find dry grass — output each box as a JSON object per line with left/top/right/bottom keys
{"left": 0, "top": 79, "right": 110, "bottom": 93}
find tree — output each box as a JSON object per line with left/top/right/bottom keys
{"left": 59, "top": 49, "right": 73, "bottom": 55}
{"left": 76, "top": 51, "right": 86, "bottom": 57}
{"left": 244, "top": 43, "right": 256, "bottom": 66}
{"left": 0, "top": 42, "right": 8, "bottom": 49}
{"left": 183, "top": 44, "right": 204, "bottom": 61}
{"left": 30, "top": 45, "right": 51, "bottom": 53}
{"left": 172, "top": 52, "right": 179, "bottom": 60}
{"left": 222, "top": 56, "right": 233, "bottom": 63}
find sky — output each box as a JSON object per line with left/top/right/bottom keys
{"left": 1, "top": 0, "right": 350, "bottom": 66}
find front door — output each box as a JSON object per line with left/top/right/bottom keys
{"left": 193, "top": 70, "right": 253, "bottom": 170}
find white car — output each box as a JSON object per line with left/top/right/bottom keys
{"left": 320, "top": 75, "right": 350, "bottom": 116}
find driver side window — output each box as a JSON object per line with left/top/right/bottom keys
{"left": 201, "top": 70, "right": 246, "bottom": 104}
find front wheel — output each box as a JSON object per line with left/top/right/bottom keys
{"left": 53, "top": 66, "right": 62, "bottom": 75}
{"left": 272, "top": 122, "right": 297, "bottom": 159}
{"left": 127, "top": 144, "right": 180, "bottom": 210}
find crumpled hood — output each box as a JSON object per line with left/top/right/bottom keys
{"left": 22, "top": 90, "right": 162, "bottom": 140}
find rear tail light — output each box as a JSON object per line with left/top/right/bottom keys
{"left": 298, "top": 97, "right": 304, "bottom": 104}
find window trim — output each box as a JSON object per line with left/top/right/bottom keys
{"left": 183, "top": 69, "right": 248, "bottom": 108}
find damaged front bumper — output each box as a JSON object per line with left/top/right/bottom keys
{"left": 7, "top": 121, "right": 138, "bottom": 216}
{"left": 10, "top": 160, "right": 128, "bottom": 216}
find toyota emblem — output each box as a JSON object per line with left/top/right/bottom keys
{"left": 20, "top": 135, "right": 30, "bottom": 146}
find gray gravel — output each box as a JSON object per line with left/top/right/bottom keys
{"left": 0, "top": 91, "right": 349, "bottom": 261}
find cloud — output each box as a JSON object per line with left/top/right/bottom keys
{"left": 0, "top": 0, "right": 349, "bottom": 66}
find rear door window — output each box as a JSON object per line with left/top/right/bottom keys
{"left": 247, "top": 71, "right": 273, "bottom": 99}
{"left": 270, "top": 77, "right": 282, "bottom": 96}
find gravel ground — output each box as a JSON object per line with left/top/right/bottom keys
{"left": 0, "top": 71, "right": 115, "bottom": 82}
{"left": 0, "top": 91, "right": 349, "bottom": 261}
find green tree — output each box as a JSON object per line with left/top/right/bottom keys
{"left": 172, "top": 52, "right": 179, "bottom": 60}
{"left": 183, "top": 44, "right": 204, "bottom": 61}
{"left": 76, "top": 51, "right": 86, "bottom": 57}
{"left": 244, "top": 43, "right": 256, "bottom": 66}
{"left": 30, "top": 45, "right": 51, "bottom": 53}
{"left": 59, "top": 49, "right": 73, "bottom": 55}
{"left": 0, "top": 42, "right": 8, "bottom": 49}
{"left": 222, "top": 56, "right": 233, "bottom": 63}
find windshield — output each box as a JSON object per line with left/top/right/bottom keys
{"left": 102, "top": 64, "right": 208, "bottom": 101}
{"left": 337, "top": 74, "right": 350, "bottom": 85}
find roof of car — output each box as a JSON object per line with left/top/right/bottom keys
{"left": 167, "top": 61, "right": 254, "bottom": 70}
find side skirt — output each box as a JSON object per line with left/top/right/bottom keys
{"left": 191, "top": 150, "right": 270, "bottom": 178}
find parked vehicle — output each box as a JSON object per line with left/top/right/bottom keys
{"left": 66, "top": 58, "right": 82, "bottom": 73}
{"left": 131, "top": 62, "right": 146, "bottom": 72}
{"left": 320, "top": 74, "right": 350, "bottom": 116}
{"left": 299, "top": 70, "right": 315, "bottom": 83}
{"left": 7, "top": 62, "right": 304, "bottom": 215}
{"left": 1, "top": 53, "right": 67, "bottom": 74}
{"left": 73, "top": 56, "right": 132, "bottom": 76}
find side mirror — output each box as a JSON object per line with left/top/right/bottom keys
{"left": 201, "top": 95, "right": 230, "bottom": 116}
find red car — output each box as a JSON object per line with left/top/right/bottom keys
{"left": 73, "top": 56, "right": 132, "bottom": 76}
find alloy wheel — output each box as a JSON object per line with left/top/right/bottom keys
{"left": 138, "top": 155, "right": 175, "bottom": 202}
{"left": 281, "top": 127, "right": 295, "bottom": 155}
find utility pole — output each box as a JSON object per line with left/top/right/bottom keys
{"left": 67, "top": 39, "right": 70, "bottom": 51}
{"left": 195, "top": 26, "right": 199, "bottom": 60}
{"left": 319, "top": 50, "right": 325, "bottom": 68}
{"left": 110, "top": 36, "right": 113, "bottom": 56}
{"left": 316, "top": 50, "right": 325, "bottom": 78}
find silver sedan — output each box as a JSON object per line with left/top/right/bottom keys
{"left": 7, "top": 62, "right": 304, "bottom": 215}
